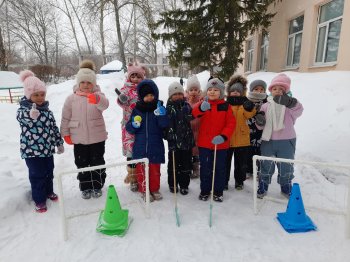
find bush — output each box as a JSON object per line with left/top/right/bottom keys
{"left": 30, "top": 64, "right": 56, "bottom": 83}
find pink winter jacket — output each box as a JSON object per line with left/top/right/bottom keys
{"left": 60, "top": 85, "right": 109, "bottom": 145}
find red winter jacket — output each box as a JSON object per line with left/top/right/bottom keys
{"left": 192, "top": 99, "right": 236, "bottom": 150}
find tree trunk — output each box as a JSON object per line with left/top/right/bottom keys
{"left": 113, "top": 0, "right": 126, "bottom": 67}
{"left": 0, "top": 27, "right": 8, "bottom": 70}
{"left": 99, "top": 1, "right": 106, "bottom": 64}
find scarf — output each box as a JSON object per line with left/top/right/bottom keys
{"left": 261, "top": 96, "right": 286, "bottom": 141}
{"left": 135, "top": 100, "right": 158, "bottom": 112}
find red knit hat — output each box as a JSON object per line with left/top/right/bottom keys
{"left": 20, "top": 70, "right": 46, "bottom": 99}
{"left": 268, "top": 73, "right": 291, "bottom": 93}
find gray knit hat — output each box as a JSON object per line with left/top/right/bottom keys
{"left": 205, "top": 77, "right": 225, "bottom": 99}
{"left": 227, "top": 82, "right": 244, "bottom": 95}
{"left": 249, "top": 79, "right": 267, "bottom": 92}
{"left": 168, "top": 81, "right": 185, "bottom": 98}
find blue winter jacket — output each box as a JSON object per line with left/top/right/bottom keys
{"left": 16, "top": 97, "right": 63, "bottom": 159}
{"left": 125, "top": 79, "right": 169, "bottom": 163}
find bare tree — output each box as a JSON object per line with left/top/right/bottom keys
{"left": 0, "top": 0, "right": 8, "bottom": 70}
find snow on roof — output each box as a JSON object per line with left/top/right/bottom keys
{"left": 100, "top": 60, "right": 123, "bottom": 71}
{"left": 0, "top": 71, "right": 23, "bottom": 89}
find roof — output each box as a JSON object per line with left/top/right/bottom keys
{"left": 100, "top": 60, "right": 123, "bottom": 71}
{"left": 0, "top": 71, "right": 23, "bottom": 89}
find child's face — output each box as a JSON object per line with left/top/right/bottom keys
{"left": 229, "top": 90, "right": 241, "bottom": 97}
{"left": 187, "top": 86, "right": 201, "bottom": 97}
{"left": 206, "top": 87, "right": 220, "bottom": 100}
{"left": 270, "top": 85, "right": 284, "bottom": 97}
{"left": 30, "top": 91, "right": 46, "bottom": 106}
{"left": 171, "top": 93, "right": 184, "bottom": 102}
{"left": 130, "top": 73, "right": 143, "bottom": 84}
{"left": 143, "top": 94, "right": 155, "bottom": 102}
{"left": 252, "top": 86, "right": 266, "bottom": 93}
{"left": 79, "top": 81, "right": 94, "bottom": 93}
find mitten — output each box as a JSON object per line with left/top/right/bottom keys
{"left": 57, "top": 145, "right": 64, "bottom": 154}
{"left": 64, "top": 135, "right": 73, "bottom": 145}
{"left": 87, "top": 93, "right": 100, "bottom": 104}
{"left": 118, "top": 94, "right": 128, "bottom": 104}
{"left": 211, "top": 135, "right": 225, "bottom": 145}
{"left": 200, "top": 97, "right": 211, "bottom": 112}
{"left": 132, "top": 115, "right": 142, "bottom": 128}
{"left": 29, "top": 104, "right": 40, "bottom": 120}
{"left": 243, "top": 100, "right": 255, "bottom": 112}
{"left": 154, "top": 101, "right": 166, "bottom": 116}
{"left": 273, "top": 94, "right": 298, "bottom": 108}
{"left": 255, "top": 112, "right": 266, "bottom": 126}
{"left": 114, "top": 88, "right": 121, "bottom": 95}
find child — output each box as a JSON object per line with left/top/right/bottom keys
{"left": 126, "top": 79, "right": 169, "bottom": 201}
{"left": 256, "top": 73, "right": 303, "bottom": 198}
{"left": 185, "top": 75, "right": 202, "bottom": 178}
{"left": 116, "top": 63, "right": 146, "bottom": 192}
{"left": 192, "top": 77, "right": 236, "bottom": 202}
{"left": 246, "top": 79, "right": 268, "bottom": 178}
{"left": 16, "top": 70, "right": 64, "bottom": 213}
{"left": 61, "top": 60, "right": 109, "bottom": 199}
{"left": 225, "top": 75, "right": 256, "bottom": 190}
{"left": 164, "top": 82, "right": 195, "bottom": 195}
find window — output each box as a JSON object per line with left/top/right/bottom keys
{"left": 245, "top": 39, "right": 254, "bottom": 72}
{"left": 286, "top": 15, "right": 304, "bottom": 67}
{"left": 259, "top": 33, "right": 269, "bottom": 71}
{"left": 315, "top": 0, "right": 344, "bottom": 64}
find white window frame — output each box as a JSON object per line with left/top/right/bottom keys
{"left": 245, "top": 39, "right": 254, "bottom": 73}
{"left": 314, "top": 0, "right": 343, "bottom": 65}
{"left": 259, "top": 33, "right": 269, "bottom": 71}
{"left": 286, "top": 15, "right": 304, "bottom": 68}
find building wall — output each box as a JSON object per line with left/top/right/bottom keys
{"left": 237, "top": 0, "right": 350, "bottom": 74}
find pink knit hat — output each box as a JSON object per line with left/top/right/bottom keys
{"left": 127, "top": 63, "right": 145, "bottom": 80}
{"left": 20, "top": 70, "right": 46, "bottom": 99}
{"left": 268, "top": 73, "right": 291, "bottom": 93}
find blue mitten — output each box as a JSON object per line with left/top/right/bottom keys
{"left": 211, "top": 135, "right": 225, "bottom": 145}
{"left": 200, "top": 97, "right": 211, "bottom": 112}
{"left": 154, "top": 101, "right": 166, "bottom": 116}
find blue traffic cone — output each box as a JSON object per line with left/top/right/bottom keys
{"left": 277, "top": 183, "right": 317, "bottom": 233}
{"left": 96, "top": 185, "right": 130, "bottom": 236}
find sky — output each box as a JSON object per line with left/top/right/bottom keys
{"left": 0, "top": 70, "right": 349, "bottom": 262}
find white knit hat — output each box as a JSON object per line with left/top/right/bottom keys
{"left": 168, "top": 82, "right": 184, "bottom": 97}
{"left": 76, "top": 60, "right": 96, "bottom": 86}
{"left": 186, "top": 75, "right": 201, "bottom": 91}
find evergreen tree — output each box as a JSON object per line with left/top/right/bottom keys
{"left": 154, "top": 0, "right": 279, "bottom": 80}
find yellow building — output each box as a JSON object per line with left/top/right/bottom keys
{"left": 237, "top": 0, "right": 350, "bottom": 74}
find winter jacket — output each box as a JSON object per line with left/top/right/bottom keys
{"left": 187, "top": 95, "right": 202, "bottom": 156}
{"left": 257, "top": 99, "right": 303, "bottom": 140}
{"left": 192, "top": 99, "right": 236, "bottom": 150}
{"left": 227, "top": 96, "right": 256, "bottom": 148}
{"left": 60, "top": 84, "right": 109, "bottom": 145}
{"left": 117, "top": 81, "right": 138, "bottom": 157}
{"left": 125, "top": 80, "right": 169, "bottom": 163}
{"left": 164, "top": 99, "right": 195, "bottom": 151}
{"left": 17, "top": 97, "right": 63, "bottom": 159}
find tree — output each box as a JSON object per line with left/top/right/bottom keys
{"left": 0, "top": 0, "right": 7, "bottom": 70}
{"left": 154, "top": 0, "right": 278, "bottom": 79}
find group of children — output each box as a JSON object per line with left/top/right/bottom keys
{"left": 17, "top": 59, "right": 303, "bottom": 212}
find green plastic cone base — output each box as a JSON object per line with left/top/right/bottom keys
{"left": 96, "top": 185, "right": 130, "bottom": 236}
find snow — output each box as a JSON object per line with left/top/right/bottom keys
{"left": 0, "top": 71, "right": 23, "bottom": 89}
{"left": 0, "top": 70, "right": 349, "bottom": 262}
{"left": 100, "top": 60, "right": 124, "bottom": 71}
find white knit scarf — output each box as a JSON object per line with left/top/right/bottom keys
{"left": 261, "top": 96, "right": 286, "bottom": 141}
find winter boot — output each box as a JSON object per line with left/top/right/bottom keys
{"left": 151, "top": 191, "right": 163, "bottom": 201}
{"left": 257, "top": 180, "right": 269, "bottom": 199}
{"left": 91, "top": 189, "right": 102, "bottom": 198}
{"left": 281, "top": 183, "right": 292, "bottom": 198}
{"left": 180, "top": 188, "right": 189, "bottom": 195}
{"left": 47, "top": 192, "right": 58, "bottom": 202}
{"left": 235, "top": 182, "right": 244, "bottom": 190}
{"left": 81, "top": 189, "right": 92, "bottom": 199}
{"left": 198, "top": 192, "right": 210, "bottom": 201}
{"left": 142, "top": 192, "right": 154, "bottom": 202}
{"left": 35, "top": 202, "right": 47, "bottom": 213}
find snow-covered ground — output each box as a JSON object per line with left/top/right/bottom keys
{"left": 0, "top": 70, "right": 349, "bottom": 262}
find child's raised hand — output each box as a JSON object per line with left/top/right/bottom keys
{"left": 87, "top": 93, "right": 100, "bottom": 104}
{"left": 273, "top": 94, "right": 298, "bottom": 108}
{"left": 29, "top": 103, "right": 40, "bottom": 120}
{"left": 118, "top": 94, "right": 128, "bottom": 104}
{"left": 200, "top": 97, "right": 211, "bottom": 112}
{"left": 154, "top": 101, "right": 166, "bottom": 116}
{"left": 132, "top": 115, "right": 142, "bottom": 128}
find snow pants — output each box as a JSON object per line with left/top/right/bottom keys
{"left": 74, "top": 141, "right": 106, "bottom": 191}
{"left": 199, "top": 147, "right": 227, "bottom": 196}
{"left": 25, "top": 156, "right": 54, "bottom": 204}
{"left": 225, "top": 146, "right": 250, "bottom": 186}
{"left": 260, "top": 138, "right": 296, "bottom": 187}
{"left": 136, "top": 163, "right": 161, "bottom": 193}
{"left": 167, "top": 149, "right": 192, "bottom": 190}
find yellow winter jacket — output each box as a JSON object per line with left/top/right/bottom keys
{"left": 229, "top": 104, "right": 256, "bottom": 148}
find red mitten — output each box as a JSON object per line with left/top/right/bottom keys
{"left": 87, "top": 93, "right": 100, "bottom": 104}
{"left": 64, "top": 136, "right": 73, "bottom": 145}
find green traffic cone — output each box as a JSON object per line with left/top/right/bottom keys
{"left": 96, "top": 185, "right": 129, "bottom": 236}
